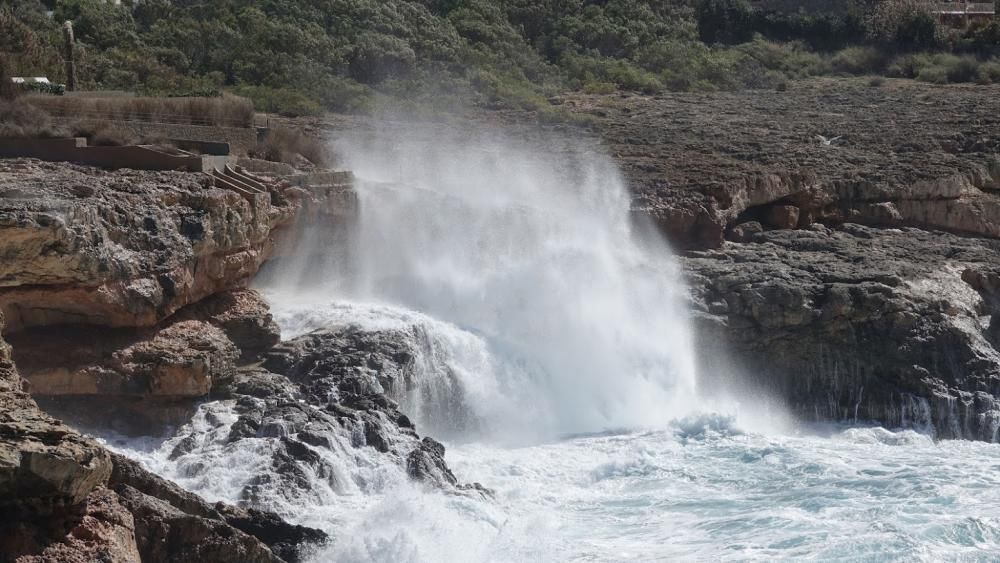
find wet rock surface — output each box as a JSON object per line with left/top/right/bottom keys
{"left": 685, "top": 224, "right": 1000, "bottom": 439}
{"left": 186, "top": 326, "right": 485, "bottom": 503}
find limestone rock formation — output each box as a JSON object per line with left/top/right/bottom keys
{"left": 568, "top": 80, "right": 1000, "bottom": 250}
{"left": 10, "top": 320, "right": 238, "bottom": 398}
{"left": 0, "top": 159, "right": 298, "bottom": 332}
{"left": 0, "top": 159, "right": 339, "bottom": 562}
{"left": 174, "top": 288, "right": 281, "bottom": 362}
{"left": 685, "top": 224, "right": 1000, "bottom": 439}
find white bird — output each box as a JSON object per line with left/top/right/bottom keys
{"left": 816, "top": 134, "right": 842, "bottom": 147}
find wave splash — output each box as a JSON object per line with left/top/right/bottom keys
{"left": 262, "top": 126, "right": 700, "bottom": 444}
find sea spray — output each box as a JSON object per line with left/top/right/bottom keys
{"left": 260, "top": 125, "right": 699, "bottom": 443}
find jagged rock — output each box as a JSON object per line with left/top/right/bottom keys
{"left": 214, "top": 504, "right": 327, "bottom": 563}
{"left": 685, "top": 224, "right": 1000, "bottom": 439}
{"left": 115, "top": 485, "right": 282, "bottom": 563}
{"left": 175, "top": 289, "right": 281, "bottom": 362}
{"left": 10, "top": 320, "right": 238, "bottom": 398}
{"left": 154, "top": 326, "right": 483, "bottom": 511}
{"left": 109, "top": 454, "right": 326, "bottom": 563}
{"left": 0, "top": 159, "right": 299, "bottom": 332}
{"left": 726, "top": 221, "right": 763, "bottom": 243}
{"left": 8, "top": 487, "right": 140, "bottom": 563}
{"left": 406, "top": 437, "right": 457, "bottom": 487}
{"left": 0, "top": 313, "right": 112, "bottom": 514}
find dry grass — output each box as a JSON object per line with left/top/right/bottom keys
{"left": 250, "top": 127, "right": 331, "bottom": 168}
{"left": 0, "top": 99, "right": 174, "bottom": 146}
{"left": 24, "top": 94, "right": 255, "bottom": 127}
{"left": 0, "top": 98, "right": 68, "bottom": 138}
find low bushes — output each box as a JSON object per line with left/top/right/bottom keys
{"left": 25, "top": 93, "right": 255, "bottom": 126}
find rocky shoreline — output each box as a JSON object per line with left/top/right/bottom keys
{"left": 568, "top": 78, "right": 1000, "bottom": 440}
{"left": 1, "top": 78, "right": 1000, "bottom": 560}
{"left": 0, "top": 158, "right": 474, "bottom": 562}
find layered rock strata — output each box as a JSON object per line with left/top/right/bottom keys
{"left": 0, "top": 308, "right": 319, "bottom": 563}
{"left": 0, "top": 156, "right": 479, "bottom": 561}
{"left": 0, "top": 159, "right": 298, "bottom": 331}
{"left": 686, "top": 224, "right": 1000, "bottom": 439}
{"left": 563, "top": 80, "right": 1000, "bottom": 250}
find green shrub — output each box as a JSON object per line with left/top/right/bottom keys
{"left": 977, "top": 61, "right": 1000, "bottom": 84}
{"left": 582, "top": 80, "right": 617, "bottom": 94}
{"left": 232, "top": 85, "right": 322, "bottom": 117}
{"left": 916, "top": 64, "right": 948, "bottom": 84}
{"left": 829, "top": 47, "right": 888, "bottom": 75}
{"left": 944, "top": 55, "right": 981, "bottom": 83}
{"left": 22, "top": 81, "right": 65, "bottom": 95}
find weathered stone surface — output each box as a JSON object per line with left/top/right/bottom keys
{"left": 684, "top": 224, "right": 1000, "bottom": 439}
{"left": 10, "top": 320, "right": 238, "bottom": 397}
{"left": 175, "top": 288, "right": 281, "bottom": 362}
{"left": 560, "top": 80, "right": 1000, "bottom": 249}
{"left": 11, "top": 487, "right": 141, "bottom": 563}
{"left": 0, "top": 159, "right": 299, "bottom": 332}
{"left": 109, "top": 454, "right": 326, "bottom": 563}
{"left": 115, "top": 484, "right": 282, "bottom": 563}
{"left": 0, "top": 314, "right": 112, "bottom": 513}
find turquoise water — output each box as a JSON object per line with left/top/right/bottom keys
{"left": 444, "top": 424, "right": 1000, "bottom": 562}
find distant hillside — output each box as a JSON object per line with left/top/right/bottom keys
{"left": 2, "top": 0, "right": 999, "bottom": 117}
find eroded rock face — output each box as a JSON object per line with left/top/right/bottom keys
{"left": 11, "top": 486, "right": 141, "bottom": 563}
{"left": 174, "top": 288, "right": 281, "bottom": 362}
{"left": 10, "top": 320, "right": 238, "bottom": 398}
{"left": 566, "top": 80, "right": 1000, "bottom": 249}
{"left": 109, "top": 454, "right": 325, "bottom": 563}
{"left": 685, "top": 224, "right": 1000, "bottom": 439}
{"left": 0, "top": 312, "right": 112, "bottom": 515}
{"left": 0, "top": 159, "right": 299, "bottom": 332}
{"left": 157, "top": 326, "right": 485, "bottom": 515}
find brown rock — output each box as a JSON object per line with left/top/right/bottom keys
{"left": 13, "top": 487, "right": 141, "bottom": 563}
{"left": 175, "top": 289, "right": 281, "bottom": 362}
{"left": 726, "top": 221, "right": 763, "bottom": 243}
{"left": 764, "top": 205, "right": 801, "bottom": 230}
{"left": 0, "top": 160, "right": 300, "bottom": 333}
{"left": 10, "top": 320, "right": 238, "bottom": 398}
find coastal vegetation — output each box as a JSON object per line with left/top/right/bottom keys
{"left": 2, "top": 0, "right": 1000, "bottom": 116}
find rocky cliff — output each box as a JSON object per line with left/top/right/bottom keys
{"left": 0, "top": 157, "right": 471, "bottom": 562}
{"left": 564, "top": 79, "right": 1000, "bottom": 438}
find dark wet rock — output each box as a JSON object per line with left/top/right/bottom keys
{"left": 685, "top": 224, "right": 1000, "bottom": 439}
{"left": 407, "top": 437, "right": 457, "bottom": 487}
{"left": 161, "top": 325, "right": 487, "bottom": 507}
{"left": 109, "top": 453, "right": 326, "bottom": 562}
{"left": 215, "top": 504, "right": 327, "bottom": 563}
{"left": 115, "top": 484, "right": 282, "bottom": 563}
